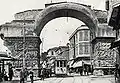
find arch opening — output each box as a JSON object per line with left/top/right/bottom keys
{"left": 40, "top": 17, "right": 84, "bottom": 51}
{"left": 35, "top": 2, "right": 98, "bottom": 37}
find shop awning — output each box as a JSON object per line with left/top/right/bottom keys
{"left": 94, "top": 66, "right": 115, "bottom": 69}
{"left": 0, "top": 52, "right": 17, "bottom": 61}
{"left": 68, "top": 60, "right": 74, "bottom": 68}
{"left": 72, "top": 61, "right": 83, "bottom": 68}
{"left": 83, "top": 61, "right": 91, "bottom": 65}
{"left": 47, "top": 59, "right": 55, "bottom": 64}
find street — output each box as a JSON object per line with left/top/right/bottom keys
{"left": 27, "top": 75, "right": 115, "bottom": 83}
{"left": 0, "top": 74, "right": 115, "bottom": 83}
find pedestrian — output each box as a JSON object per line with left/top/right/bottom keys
{"left": 114, "top": 63, "right": 120, "bottom": 81}
{"left": 3, "top": 69, "right": 8, "bottom": 81}
{"left": 86, "top": 66, "right": 89, "bottom": 75}
{"left": 79, "top": 68, "right": 83, "bottom": 76}
{"left": 49, "top": 69, "right": 52, "bottom": 77}
{"left": 0, "top": 67, "right": 3, "bottom": 82}
{"left": 83, "top": 67, "right": 86, "bottom": 76}
{"left": 41, "top": 68, "right": 44, "bottom": 80}
{"left": 24, "top": 68, "right": 28, "bottom": 82}
{"left": 9, "top": 67, "right": 14, "bottom": 81}
{"left": 0, "top": 72, "right": 2, "bottom": 82}
{"left": 29, "top": 70, "right": 34, "bottom": 83}
{"left": 91, "top": 65, "right": 94, "bottom": 75}
{"left": 20, "top": 69, "right": 24, "bottom": 83}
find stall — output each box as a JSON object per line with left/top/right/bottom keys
{"left": 0, "top": 52, "right": 17, "bottom": 73}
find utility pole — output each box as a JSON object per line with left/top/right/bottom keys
{"left": 23, "top": 19, "right": 26, "bottom": 69}
{"left": 41, "top": 38, "right": 44, "bottom": 53}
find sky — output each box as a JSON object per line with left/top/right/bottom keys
{"left": 0, "top": 0, "right": 106, "bottom": 52}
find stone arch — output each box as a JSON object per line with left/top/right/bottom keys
{"left": 35, "top": 2, "right": 98, "bottom": 37}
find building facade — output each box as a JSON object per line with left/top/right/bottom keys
{"left": 47, "top": 46, "right": 69, "bottom": 61}
{"left": 0, "top": 20, "right": 41, "bottom": 76}
{"left": 69, "top": 24, "right": 116, "bottom": 74}
{"left": 91, "top": 24, "right": 116, "bottom": 74}
{"left": 46, "top": 46, "right": 69, "bottom": 71}
{"left": 106, "top": 0, "right": 120, "bottom": 82}
{"left": 69, "top": 25, "right": 91, "bottom": 68}
{"left": 0, "top": 1, "right": 118, "bottom": 76}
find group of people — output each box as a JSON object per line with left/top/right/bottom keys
{"left": 40, "top": 61, "right": 52, "bottom": 80}
{"left": 40, "top": 68, "right": 52, "bottom": 80}
{"left": 115, "top": 63, "right": 120, "bottom": 81}
{"left": 0, "top": 67, "right": 14, "bottom": 82}
{"left": 69, "top": 65, "right": 91, "bottom": 76}
{"left": 20, "top": 68, "right": 34, "bottom": 83}
{"left": 81, "top": 66, "right": 90, "bottom": 76}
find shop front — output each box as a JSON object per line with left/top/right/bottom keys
{"left": 0, "top": 52, "right": 17, "bottom": 82}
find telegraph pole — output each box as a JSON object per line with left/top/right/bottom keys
{"left": 23, "top": 19, "right": 26, "bottom": 69}
{"left": 41, "top": 38, "right": 44, "bottom": 53}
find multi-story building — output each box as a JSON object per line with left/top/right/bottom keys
{"left": 0, "top": 52, "right": 16, "bottom": 75}
{"left": 69, "top": 24, "right": 116, "bottom": 74}
{"left": 69, "top": 25, "right": 91, "bottom": 69}
{"left": 46, "top": 46, "right": 69, "bottom": 71}
{"left": 47, "top": 46, "right": 69, "bottom": 58}
{"left": 47, "top": 47, "right": 57, "bottom": 72}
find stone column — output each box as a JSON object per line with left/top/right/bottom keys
{"left": 37, "top": 37, "right": 41, "bottom": 77}
{"left": 115, "top": 30, "right": 120, "bottom": 83}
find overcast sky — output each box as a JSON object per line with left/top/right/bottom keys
{"left": 0, "top": 0, "right": 106, "bottom": 52}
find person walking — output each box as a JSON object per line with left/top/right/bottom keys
{"left": 20, "top": 69, "right": 25, "bottom": 83}
{"left": 9, "top": 67, "right": 14, "bottom": 81}
{"left": 0, "top": 72, "right": 2, "bottom": 82}
{"left": 0, "top": 67, "right": 3, "bottom": 82}
{"left": 3, "top": 69, "right": 8, "bottom": 81}
{"left": 41, "top": 68, "right": 45, "bottom": 80}
{"left": 86, "top": 66, "right": 89, "bottom": 75}
{"left": 24, "top": 68, "right": 28, "bottom": 82}
{"left": 79, "top": 68, "right": 83, "bottom": 76}
{"left": 29, "top": 70, "right": 34, "bottom": 83}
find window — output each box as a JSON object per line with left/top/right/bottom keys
{"left": 79, "top": 43, "right": 83, "bottom": 54}
{"left": 70, "top": 37, "right": 74, "bottom": 48}
{"left": 105, "top": 0, "right": 109, "bottom": 10}
{"left": 84, "top": 45, "right": 89, "bottom": 54}
{"left": 84, "top": 30, "right": 89, "bottom": 41}
{"left": 57, "top": 61, "right": 59, "bottom": 67}
{"left": 75, "top": 45, "right": 78, "bottom": 56}
{"left": 98, "top": 28, "right": 101, "bottom": 36}
{"left": 102, "top": 29, "right": 105, "bottom": 36}
{"left": 79, "top": 31, "right": 83, "bottom": 41}
{"left": 60, "top": 61, "right": 62, "bottom": 67}
{"left": 88, "top": 31, "right": 90, "bottom": 41}
{"left": 64, "top": 61, "right": 66, "bottom": 67}
{"left": 51, "top": 51, "right": 54, "bottom": 55}
{"left": 75, "top": 34, "right": 78, "bottom": 43}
